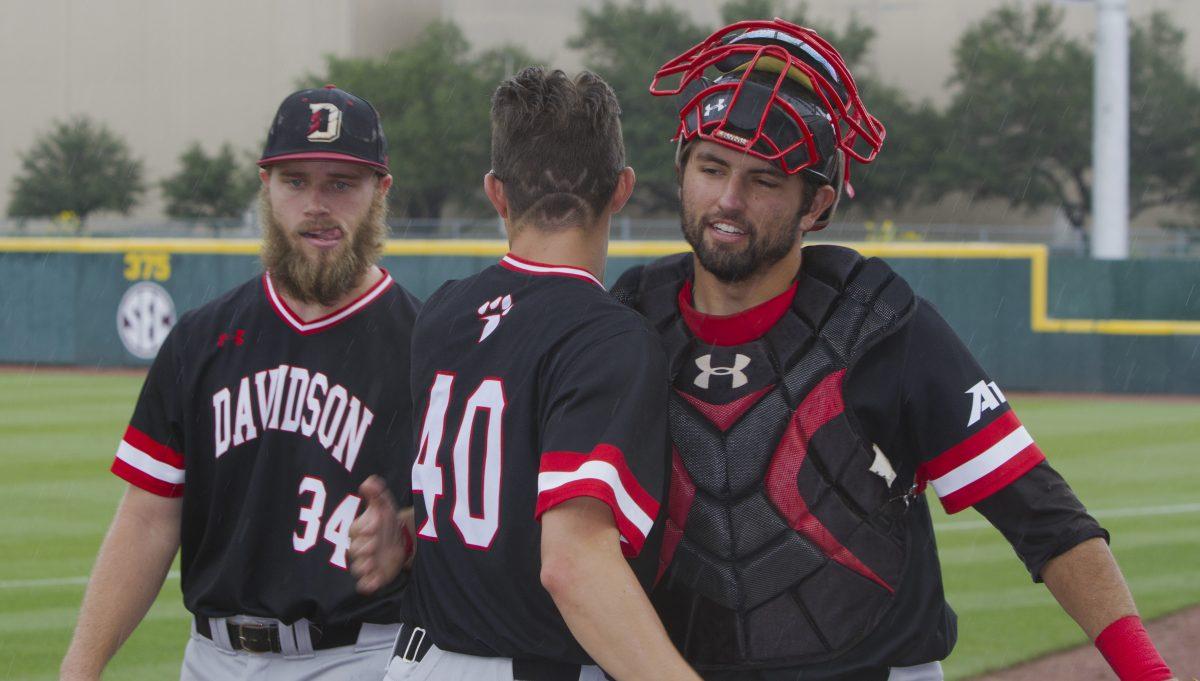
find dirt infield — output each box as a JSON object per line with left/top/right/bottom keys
{"left": 971, "top": 605, "right": 1200, "bottom": 680}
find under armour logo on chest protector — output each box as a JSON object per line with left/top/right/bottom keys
{"left": 693, "top": 353, "right": 751, "bottom": 389}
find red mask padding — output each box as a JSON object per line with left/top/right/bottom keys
{"left": 651, "top": 19, "right": 885, "bottom": 194}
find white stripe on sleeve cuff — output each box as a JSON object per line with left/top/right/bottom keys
{"left": 538, "top": 460, "right": 654, "bottom": 539}
{"left": 116, "top": 440, "right": 186, "bottom": 485}
{"left": 930, "top": 426, "right": 1034, "bottom": 498}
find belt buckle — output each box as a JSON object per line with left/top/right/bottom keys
{"left": 234, "top": 622, "right": 276, "bottom": 654}
{"left": 401, "top": 626, "right": 426, "bottom": 663}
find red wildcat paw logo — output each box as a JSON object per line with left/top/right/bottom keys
{"left": 477, "top": 295, "right": 513, "bottom": 342}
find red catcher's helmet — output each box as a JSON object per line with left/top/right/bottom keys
{"left": 650, "top": 18, "right": 885, "bottom": 229}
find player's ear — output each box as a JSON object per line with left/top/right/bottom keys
{"left": 259, "top": 168, "right": 270, "bottom": 186}
{"left": 484, "top": 171, "right": 509, "bottom": 220}
{"left": 675, "top": 141, "right": 691, "bottom": 200}
{"left": 798, "top": 185, "right": 836, "bottom": 234}
{"left": 375, "top": 173, "right": 393, "bottom": 196}
{"left": 607, "top": 167, "right": 636, "bottom": 215}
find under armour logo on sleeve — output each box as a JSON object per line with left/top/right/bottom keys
{"left": 694, "top": 354, "right": 751, "bottom": 389}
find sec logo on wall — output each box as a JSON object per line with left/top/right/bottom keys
{"left": 117, "top": 282, "right": 176, "bottom": 360}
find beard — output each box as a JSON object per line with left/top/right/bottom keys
{"left": 680, "top": 200, "right": 802, "bottom": 284}
{"left": 259, "top": 187, "right": 388, "bottom": 307}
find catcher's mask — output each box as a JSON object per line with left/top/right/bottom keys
{"left": 650, "top": 19, "right": 885, "bottom": 229}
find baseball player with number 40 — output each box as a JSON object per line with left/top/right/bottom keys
{"left": 350, "top": 66, "right": 700, "bottom": 681}
{"left": 61, "top": 85, "right": 420, "bottom": 681}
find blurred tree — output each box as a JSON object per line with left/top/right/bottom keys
{"left": 718, "top": 0, "right": 874, "bottom": 70}
{"left": 7, "top": 117, "right": 144, "bottom": 231}
{"left": 570, "top": 0, "right": 933, "bottom": 217}
{"left": 569, "top": 0, "right": 706, "bottom": 212}
{"left": 844, "top": 82, "right": 945, "bottom": 217}
{"left": 304, "top": 22, "right": 536, "bottom": 219}
{"left": 160, "top": 143, "right": 258, "bottom": 222}
{"left": 1128, "top": 12, "right": 1200, "bottom": 221}
{"left": 714, "top": 1, "right": 933, "bottom": 217}
{"left": 476, "top": 44, "right": 539, "bottom": 89}
{"left": 936, "top": 4, "right": 1200, "bottom": 234}
{"left": 936, "top": 5, "right": 1094, "bottom": 231}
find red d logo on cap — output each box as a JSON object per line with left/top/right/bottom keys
{"left": 306, "top": 103, "right": 342, "bottom": 143}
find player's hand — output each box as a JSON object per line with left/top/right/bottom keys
{"left": 348, "top": 475, "right": 415, "bottom": 595}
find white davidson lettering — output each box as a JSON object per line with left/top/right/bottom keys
{"left": 333, "top": 398, "right": 374, "bottom": 472}
{"left": 255, "top": 365, "right": 287, "bottom": 430}
{"left": 302, "top": 373, "right": 328, "bottom": 437}
{"left": 213, "top": 388, "right": 232, "bottom": 457}
{"left": 232, "top": 377, "right": 257, "bottom": 447}
{"left": 318, "top": 385, "right": 349, "bottom": 450}
{"left": 210, "top": 364, "right": 374, "bottom": 472}
{"left": 280, "top": 367, "right": 311, "bottom": 433}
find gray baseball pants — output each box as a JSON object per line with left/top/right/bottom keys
{"left": 888, "top": 661, "right": 944, "bottom": 680}
{"left": 180, "top": 615, "right": 399, "bottom": 681}
{"left": 384, "top": 648, "right": 940, "bottom": 681}
{"left": 383, "top": 643, "right": 608, "bottom": 681}
{"left": 383, "top": 623, "right": 606, "bottom": 681}
{"left": 381, "top": 622, "right": 942, "bottom": 681}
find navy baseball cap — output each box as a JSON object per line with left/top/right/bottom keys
{"left": 259, "top": 85, "right": 389, "bottom": 174}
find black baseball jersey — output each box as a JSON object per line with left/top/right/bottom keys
{"left": 614, "top": 248, "right": 1104, "bottom": 678}
{"left": 111, "top": 269, "right": 419, "bottom": 626}
{"left": 403, "top": 253, "right": 670, "bottom": 664}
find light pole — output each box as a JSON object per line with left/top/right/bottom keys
{"left": 1091, "top": 0, "right": 1130, "bottom": 259}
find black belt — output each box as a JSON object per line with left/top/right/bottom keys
{"left": 194, "top": 615, "right": 362, "bottom": 653}
{"left": 393, "top": 622, "right": 594, "bottom": 681}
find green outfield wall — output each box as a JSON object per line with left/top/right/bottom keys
{"left": 2, "top": 239, "right": 1198, "bottom": 394}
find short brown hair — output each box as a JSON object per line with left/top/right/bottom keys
{"left": 490, "top": 67, "right": 625, "bottom": 228}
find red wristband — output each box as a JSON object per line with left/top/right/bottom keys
{"left": 1094, "top": 615, "right": 1172, "bottom": 681}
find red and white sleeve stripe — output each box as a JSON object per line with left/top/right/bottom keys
{"left": 917, "top": 410, "right": 1044, "bottom": 514}
{"left": 111, "top": 425, "right": 185, "bottom": 498}
{"left": 535, "top": 444, "right": 661, "bottom": 557}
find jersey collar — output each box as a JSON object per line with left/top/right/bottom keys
{"left": 678, "top": 278, "right": 798, "bottom": 346}
{"left": 264, "top": 268, "right": 394, "bottom": 335}
{"left": 499, "top": 253, "right": 604, "bottom": 289}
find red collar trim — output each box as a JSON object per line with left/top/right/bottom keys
{"left": 264, "top": 268, "right": 393, "bottom": 335}
{"left": 678, "top": 279, "right": 798, "bottom": 346}
{"left": 500, "top": 253, "right": 604, "bottom": 289}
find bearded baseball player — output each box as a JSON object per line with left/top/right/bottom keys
{"left": 350, "top": 67, "right": 698, "bottom": 681}
{"left": 60, "top": 86, "right": 419, "bottom": 681}
{"left": 609, "top": 19, "right": 1176, "bottom": 681}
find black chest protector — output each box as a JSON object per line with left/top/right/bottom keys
{"left": 614, "top": 246, "right": 917, "bottom": 670}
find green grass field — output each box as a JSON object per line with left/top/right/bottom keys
{"left": 0, "top": 370, "right": 1197, "bottom": 680}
